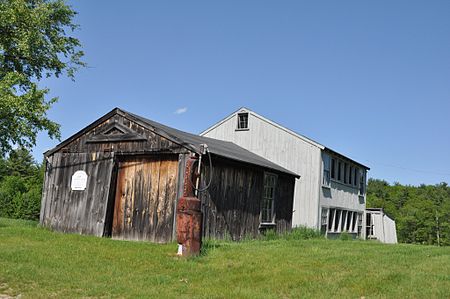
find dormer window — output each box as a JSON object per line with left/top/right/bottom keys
{"left": 237, "top": 113, "right": 249, "bottom": 130}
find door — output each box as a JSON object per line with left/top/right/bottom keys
{"left": 112, "top": 155, "right": 179, "bottom": 242}
{"left": 40, "top": 152, "right": 115, "bottom": 237}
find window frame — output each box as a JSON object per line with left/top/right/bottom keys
{"left": 359, "top": 169, "right": 366, "bottom": 195}
{"left": 322, "top": 153, "right": 331, "bottom": 188}
{"left": 331, "top": 158, "right": 336, "bottom": 179}
{"left": 236, "top": 112, "right": 249, "bottom": 131}
{"left": 260, "top": 172, "right": 277, "bottom": 224}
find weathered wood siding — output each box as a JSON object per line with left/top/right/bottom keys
{"left": 40, "top": 152, "right": 115, "bottom": 236}
{"left": 201, "top": 109, "right": 322, "bottom": 229}
{"left": 59, "top": 113, "right": 185, "bottom": 154}
{"left": 199, "top": 156, "right": 294, "bottom": 241}
{"left": 112, "top": 155, "right": 179, "bottom": 243}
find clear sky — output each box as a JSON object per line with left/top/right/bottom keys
{"left": 34, "top": 0, "right": 450, "bottom": 186}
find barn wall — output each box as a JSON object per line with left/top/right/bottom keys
{"left": 201, "top": 109, "right": 322, "bottom": 229}
{"left": 199, "top": 156, "right": 294, "bottom": 241}
{"left": 40, "top": 152, "right": 115, "bottom": 237}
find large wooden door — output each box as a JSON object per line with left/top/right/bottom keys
{"left": 112, "top": 155, "right": 179, "bottom": 242}
{"left": 40, "top": 152, "right": 115, "bottom": 237}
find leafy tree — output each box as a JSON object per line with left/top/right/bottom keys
{"left": 367, "top": 178, "right": 450, "bottom": 246}
{"left": 0, "top": 148, "right": 43, "bottom": 220}
{"left": 0, "top": 0, "right": 85, "bottom": 156}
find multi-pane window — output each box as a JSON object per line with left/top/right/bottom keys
{"left": 349, "top": 166, "right": 353, "bottom": 186}
{"left": 261, "top": 173, "right": 277, "bottom": 223}
{"left": 322, "top": 153, "right": 331, "bottom": 187}
{"left": 237, "top": 113, "right": 249, "bottom": 130}
{"left": 344, "top": 163, "right": 348, "bottom": 184}
{"left": 331, "top": 158, "right": 336, "bottom": 179}
{"left": 324, "top": 208, "right": 360, "bottom": 234}
{"left": 359, "top": 170, "right": 365, "bottom": 195}
{"left": 337, "top": 161, "right": 342, "bottom": 181}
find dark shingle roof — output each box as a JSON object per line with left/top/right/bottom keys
{"left": 45, "top": 108, "right": 299, "bottom": 178}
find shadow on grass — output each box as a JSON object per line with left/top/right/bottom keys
{"left": 199, "top": 239, "right": 232, "bottom": 257}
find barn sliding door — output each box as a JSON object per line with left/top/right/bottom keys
{"left": 112, "top": 156, "right": 179, "bottom": 243}
{"left": 40, "top": 152, "right": 115, "bottom": 237}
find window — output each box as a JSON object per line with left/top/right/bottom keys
{"left": 357, "top": 213, "right": 363, "bottom": 237}
{"left": 334, "top": 210, "right": 341, "bottom": 232}
{"left": 344, "top": 163, "right": 348, "bottom": 184}
{"left": 237, "top": 113, "right": 249, "bottom": 130}
{"left": 261, "top": 173, "right": 277, "bottom": 223}
{"left": 353, "top": 167, "right": 357, "bottom": 186}
{"left": 337, "top": 161, "right": 342, "bottom": 181}
{"left": 366, "top": 213, "right": 374, "bottom": 238}
{"left": 328, "top": 209, "right": 335, "bottom": 231}
{"left": 321, "top": 208, "right": 328, "bottom": 234}
{"left": 352, "top": 212, "right": 357, "bottom": 232}
{"left": 359, "top": 170, "right": 365, "bottom": 195}
{"left": 341, "top": 210, "right": 347, "bottom": 232}
{"left": 322, "top": 153, "right": 331, "bottom": 187}
{"left": 349, "top": 166, "right": 353, "bottom": 186}
{"left": 331, "top": 158, "right": 336, "bottom": 179}
{"left": 346, "top": 211, "right": 352, "bottom": 231}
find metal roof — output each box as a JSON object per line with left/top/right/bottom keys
{"left": 45, "top": 108, "right": 299, "bottom": 178}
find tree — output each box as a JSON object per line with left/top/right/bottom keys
{"left": 0, "top": 0, "right": 85, "bottom": 156}
{"left": 367, "top": 178, "right": 450, "bottom": 246}
{"left": 0, "top": 147, "right": 43, "bottom": 220}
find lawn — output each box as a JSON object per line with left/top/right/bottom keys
{"left": 0, "top": 218, "right": 449, "bottom": 298}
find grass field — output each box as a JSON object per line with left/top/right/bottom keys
{"left": 0, "top": 218, "right": 449, "bottom": 298}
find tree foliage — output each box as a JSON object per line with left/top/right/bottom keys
{"left": 0, "top": 0, "right": 84, "bottom": 155}
{"left": 367, "top": 178, "right": 450, "bottom": 246}
{"left": 0, "top": 147, "right": 44, "bottom": 220}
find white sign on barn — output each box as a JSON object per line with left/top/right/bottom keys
{"left": 71, "top": 170, "right": 88, "bottom": 191}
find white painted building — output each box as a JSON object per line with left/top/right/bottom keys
{"left": 201, "top": 108, "right": 370, "bottom": 239}
{"left": 366, "top": 208, "right": 398, "bottom": 244}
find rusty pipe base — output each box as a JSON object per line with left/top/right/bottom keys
{"left": 176, "top": 196, "right": 202, "bottom": 257}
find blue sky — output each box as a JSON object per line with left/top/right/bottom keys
{"left": 34, "top": 1, "right": 450, "bottom": 185}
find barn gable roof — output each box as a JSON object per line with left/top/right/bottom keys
{"left": 45, "top": 108, "right": 299, "bottom": 178}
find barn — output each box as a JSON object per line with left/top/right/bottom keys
{"left": 40, "top": 108, "right": 298, "bottom": 242}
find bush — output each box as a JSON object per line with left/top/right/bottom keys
{"left": 0, "top": 148, "right": 43, "bottom": 221}
{"left": 0, "top": 175, "right": 42, "bottom": 220}
{"left": 285, "top": 226, "right": 322, "bottom": 240}
{"left": 261, "top": 226, "right": 322, "bottom": 241}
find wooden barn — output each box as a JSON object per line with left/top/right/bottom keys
{"left": 40, "top": 108, "right": 298, "bottom": 242}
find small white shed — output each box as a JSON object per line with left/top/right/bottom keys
{"left": 365, "top": 208, "right": 398, "bottom": 244}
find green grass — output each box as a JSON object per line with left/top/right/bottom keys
{"left": 0, "top": 218, "right": 449, "bottom": 298}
